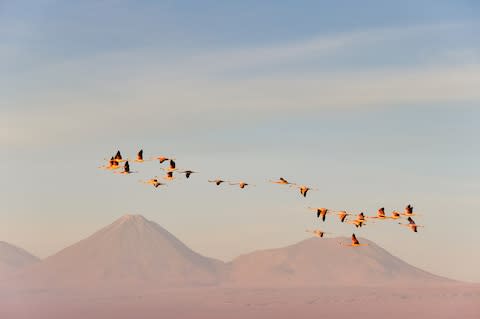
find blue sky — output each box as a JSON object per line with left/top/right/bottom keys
{"left": 2, "top": 1, "right": 480, "bottom": 282}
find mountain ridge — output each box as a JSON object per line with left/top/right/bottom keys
{"left": 226, "top": 236, "right": 451, "bottom": 286}
{"left": 0, "top": 241, "right": 39, "bottom": 279}
{"left": 4, "top": 214, "right": 456, "bottom": 291}
{"left": 12, "top": 214, "right": 225, "bottom": 290}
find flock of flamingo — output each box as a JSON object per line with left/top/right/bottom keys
{"left": 100, "top": 149, "right": 423, "bottom": 248}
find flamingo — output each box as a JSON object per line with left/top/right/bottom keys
{"left": 269, "top": 177, "right": 295, "bottom": 185}
{"left": 101, "top": 150, "right": 123, "bottom": 166}
{"left": 114, "top": 150, "right": 125, "bottom": 162}
{"left": 169, "top": 159, "right": 176, "bottom": 170}
{"left": 179, "top": 170, "right": 197, "bottom": 179}
{"left": 308, "top": 207, "right": 331, "bottom": 222}
{"left": 229, "top": 181, "right": 253, "bottom": 189}
{"left": 152, "top": 156, "right": 170, "bottom": 164}
{"left": 341, "top": 233, "right": 368, "bottom": 247}
{"left": 348, "top": 219, "right": 366, "bottom": 228}
{"left": 99, "top": 156, "right": 121, "bottom": 170}
{"left": 295, "top": 185, "right": 316, "bottom": 197}
{"left": 389, "top": 211, "right": 401, "bottom": 220}
{"left": 209, "top": 179, "right": 228, "bottom": 186}
{"left": 402, "top": 204, "right": 419, "bottom": 217}
{"left": 369, "top": 207, "right": 387, "bottom": 219}
{"left": 133, "top": 149, "right": 149, "bottom": 163}
{"left": 164, "top": 171, "right": 175, "bottom": 181}
{"left": 357, "top": 212, "right": 366, "bottom": 221}
{"left": 399, "top": 217, "right": 423, "bottom": 232}
{"left": 306, "top": 229, "right": 332, "bottom": 238}
{"left": 335, "top": 210, "right": 351, "bottom": 223}
{"left": 140, "top": 178, "right": 166, "bottom": 188}
{"left": 348, "top": 213, "right": 366, "bottom": 228}
{"left": 115, "top": 161, "right": 136, "bottom": 175}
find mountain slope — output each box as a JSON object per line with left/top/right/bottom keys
{"left": 0, "top": 241, "right": 39, "bottom": 279}
{"left": 16, "top": 215, "right": 225, "bottom": 289}
{"left": 226, "top": 237, "right": 450, "bottom": 286}
{"left": 8, "top": 216, "right": 453, "bottom": 291}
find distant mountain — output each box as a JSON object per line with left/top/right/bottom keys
{"left": 7, "top": 215, "right": 453, "bottom": 293}
{"left": 0, "top": 241, "right": 39, "bottom": 279}
{"left": 14, "top": 215, "right": 225, "bottom": 290}
{"left": 226, "top": 237, "right": 450, "bottom": 286}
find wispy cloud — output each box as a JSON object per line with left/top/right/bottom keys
{"left": 182, "top": 22, "right": 469, "bottom": 72}
{"left": 3, "top": 23, "right": 479, "bottom": 147}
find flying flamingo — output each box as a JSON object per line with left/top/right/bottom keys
{"left": 368, "top": 207, "right": 387, "bottom": 219}
{"left": 99, "top": 156, "right": 121, "bottom": 170}
{"left": 335, "top": 210, "right": 351, "bottom": 223}
{"left": 389, "top": 211, "right": 401, "bottom": 220}
{"left": 269, "top": 177, "right": 296, "bottom": 185}
{"left": 229, "top": 181, "right": 253, "bottom": 189}
{"left": 208, "top": 179, "right": 229, "bottom": 186}
{"left": 341, "top": 233, "right": 368, "bottom": 247}
{"left": 305, "top": 229, "right": 332, "bottom": 238}
{"left": 140, "top": 178, "right": 166, "bottom": 188}
{"left": 348, "top": 219, "right": 365, "bottom": 228}
{"left": 399, "top": 217, "right": 423, "bottom": 232}
{"left": 132, "top": 149, "right": 150, "bottom": 163}
{"left": 348, "top": 213, "right": 367, "bottom": 228}
{"left": 151, "top": 156, "right": 170, "bottom": 164}
{"left": 294, "top": 185, "right": 316, "bottom": 197}
{"left": 164, "top": 171, "right": 175, "bottom": 181}
{"left": 101, "top": 150, "right": 123, "bottom": 167}
{"left": 402, "top": 204, "right": 420, "bottom": 217}
{"left": 114, "top": 150, "right": 125, "bottom": 162}
{"left": 115, "top": 161, "right": 137, "bottom": 175}
{"left": 308, "top": 207, "right": 331, "bottom": 222}
{"left": 178, "top": 170, "right": 197, "bottom": 179}
{"left": 168, "top": 159, "right": 176, "bottom": 170}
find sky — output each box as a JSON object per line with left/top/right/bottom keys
{"left": 1, "top": 1, "right": 479, "bottom": 282}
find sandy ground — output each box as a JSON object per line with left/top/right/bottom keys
{"left": 1, "top": 285, "right": 479, "bottom": 319}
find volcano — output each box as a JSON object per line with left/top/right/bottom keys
{"left": 14, "top": 215, "right": 225, "bottom": 290}
{"left": 9, "top": 215, "right": 454, "bottom": 292}
{"left": 227, "top": 237, "right": 450, "bottom": 286}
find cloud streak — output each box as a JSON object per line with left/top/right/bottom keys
{"left": 3, "top": 23, "right": 479, "bottom": 147}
